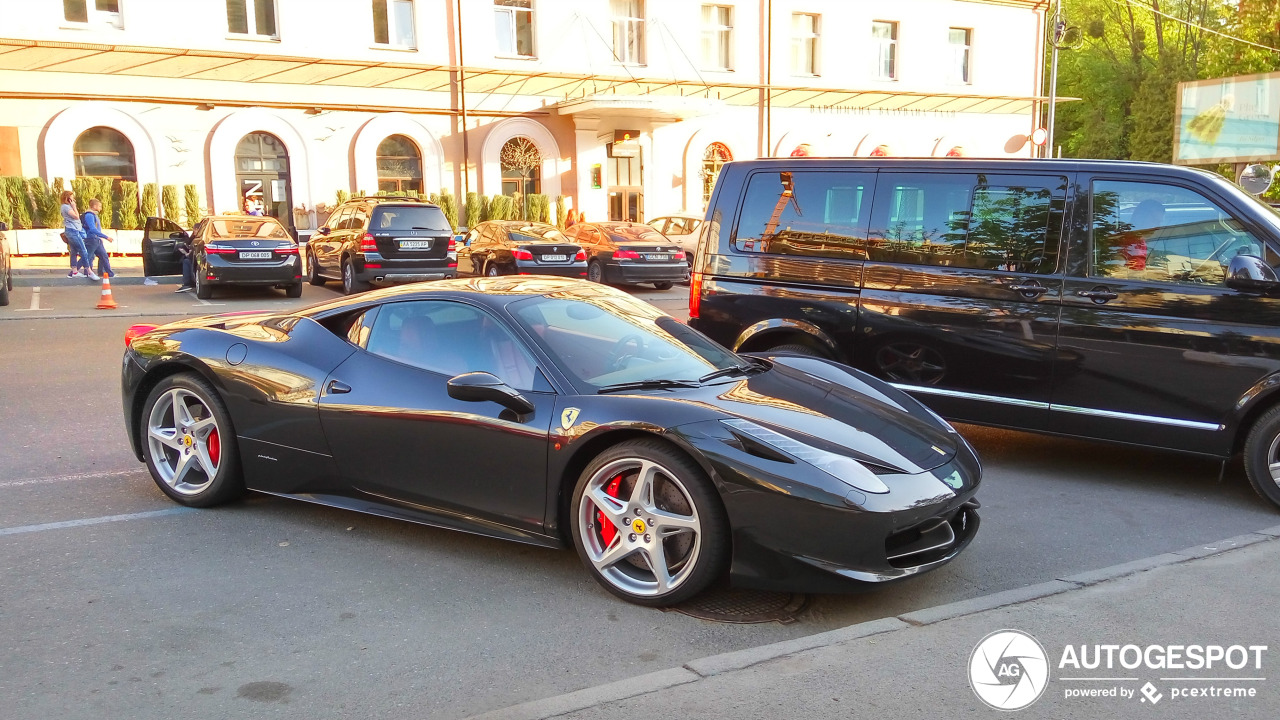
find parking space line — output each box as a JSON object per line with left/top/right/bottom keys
{"left": 14, "top": 286, "right": 47, "bottom": 312}
{"left": 0, "top": 468, "right": 142, "bottom": 490}
{"left": 0, "top": 507, "right": 194, "bottom": 536}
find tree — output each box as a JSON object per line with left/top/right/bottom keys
{"left": 500, "top": 137, "right": 541, "bottom": 209}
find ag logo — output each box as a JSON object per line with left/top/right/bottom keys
{"left": 561, "top": 407, "right": 580, "bottom": 429}
{"left": 969, "top": 629, "right": 1049, "bottom": 711}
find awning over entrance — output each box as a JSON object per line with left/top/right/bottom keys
{"left": 0, "top": 38, "right": 1069, "bottom": 115}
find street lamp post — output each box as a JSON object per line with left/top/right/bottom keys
{"left": 1045, "top": 0, "right": 1065, "bottom": 158}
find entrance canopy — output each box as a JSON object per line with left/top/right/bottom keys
{"left": 0, "top": 37, "right": 1059, "bottom": 115}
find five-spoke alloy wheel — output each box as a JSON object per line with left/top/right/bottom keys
{"left": 141, "top": 374, "right": 243, "bottom": 507}
{"left": 571, "top": 439, "right": 728, "bottom": 606}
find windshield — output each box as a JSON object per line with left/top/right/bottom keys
{"left": 372, "top": 205, "right": 452, "bottom": 232}
{"left": 510, "top": 293, "right": 741, "bottom": 390}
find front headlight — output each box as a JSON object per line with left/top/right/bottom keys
{"left": 721, "top": 418, "right": 890, "bottom": 494}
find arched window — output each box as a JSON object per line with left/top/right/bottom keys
{"left": 235, "top": 132, "right": 289, "bottom": 173}
{"left": 702, "top": 142, "right": 732, "bottom": 206}
{"left": 376, "top": 134, "right": 423, "bottom": 193}
{"left": 500, "top": 136, "right": 541, "bottom": 197}
{"left": 234, "top": 132, "right": 291, "bottom": 222}
{"left": 73, "top": 127, "right": 137, "bottom": 181}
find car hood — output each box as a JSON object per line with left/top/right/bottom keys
{"left": 668, "top": 356, "right": 960, "bottom": 474}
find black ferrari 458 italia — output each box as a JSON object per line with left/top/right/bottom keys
{"left": 121, "top": 277, "right": 981, "bottom": 606}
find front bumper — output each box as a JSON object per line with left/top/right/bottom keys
{"left": 607, "top": 262, "right": 689, "bottom": 284}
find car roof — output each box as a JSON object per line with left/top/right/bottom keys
{"left": 651, "top": 213, "right": 703, "bottom": 221}
{"left": 720, "top": 156, "right": 1225, "bottom": 179}
{"left": 487, "top": 221, "right": 561, "bottom": 230}
{"left": 202, "top": 214, "right": 285, "bottom": 223}
{"left": 593, "top": 221, "right": 665, "bottom": 237}
{"left": 300, "top": 277, "right": 634, "bottom": 318}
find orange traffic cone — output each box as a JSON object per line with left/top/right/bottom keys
{"left": 96, "top": 276, "right": 118, "bottom": 310}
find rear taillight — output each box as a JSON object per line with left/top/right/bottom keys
{"left": 574, "top": 250, "right": 586, "bottom": 261}
{"left": 204, "top": 245, "right": 235, "bottom": 254}
{"left": 614, "top": 250, "right": 640, "bottom": 260}
{"left": 689, "top": 271, "right": 703, "bottom": 319}
{"left": 512, "top": 249, "right": 534, "bottom": 260}
{"left": 125, "top": 324, "right": 158, "bottom": 347}
{"left": 275, "top": 246, "right": 299, "bottom": 255}
{"left": 360, "top": 234, "right": 377, "bottom": 252}
{"left": 673, "top": 250, "right": 686, "bottom": 261}
{"left": 447, "top": 238, "right": 457, "bottom": 252}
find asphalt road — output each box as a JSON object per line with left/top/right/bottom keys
{"left": 1, "top": 281, "right": 1277, "bottom": 718}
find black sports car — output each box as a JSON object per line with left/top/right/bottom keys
{"left": 120, "top": 277, "right": 981, "bottom": 606}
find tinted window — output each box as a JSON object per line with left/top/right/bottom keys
{"left": 1091, "top": 180, "right": 1271, "bottom": 285}
{"left": 365, "top": 300, "right": 540, "bottom": 391}
{"left": 868, "top": 173, "right": 1066, "bottom": 273}
{"left": 208, "top": 218, "right": 290, "bottom": 240}
{"left": 348, "top": 205, "right": 371, "bottom": 231}
{"left": 733, "top": 171, "right": 873, "bottom": 259}
{"left": 372, "top": 205, "right": 451, "bottom": 232}
{"left": 507, "top": 225, "right": 569, "bottom": 244}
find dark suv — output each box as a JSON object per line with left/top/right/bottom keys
{"left": 308, "top": 197, "right": 456, "bottom": 294}
{"left": 690, "top": 157, "right": 1280, "bottom": 509}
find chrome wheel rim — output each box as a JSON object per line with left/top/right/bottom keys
{"left": 308, "top": 251, "right": 318, "bottom": 280}
{"left": 1266, "top": 433, "right": 1280, "bottom": 488}
{"left": 588, "top": 263, "right": 601, "bottom": 282}
{"left": 146, "top": 388, "right": 222, "bottom": 495}
{"left": 487, "top": 263, "right": 499, "bottom": 277}
{"left": 578, "top": 457, "right": 701, "bottom": 597}
{"left": 343, "top": 263, "right": 353, "bottom": 292}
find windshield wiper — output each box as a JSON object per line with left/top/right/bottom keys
{"left": 698, "top": 357, "right": 769, "bottom": 383}
{"left": 410, "top": 226, "right": 449, "bottom": 231}
{"left": 596, "top": 379, "right": 701, "bottom": 394}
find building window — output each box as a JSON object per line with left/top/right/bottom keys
{"left": 701, "top": 142, "right": 731, "bottom": 207}
{"left": 791, "top": 13, "right": 819, "bottom": 76}
{"left": 611, "top": 0, "right": 645, "bottom": 65}
{"left": 226, "top": 0, "right": 276, "bottom": 38}
{"left": 64, "top": 0, "right": 123, "bottom": 28}
{"left": 377, "top": 135, "right": 423, "bottom": 194}
{"left": 873, "top": 21, "right": 897, "bottom": 80}
{"left": 948, "top": 28, "right": 971, "bottom": 84}
{"left": 74, "top": 127, "right": 136, "bottom": 181}
{"left": 500, "top": 137, "right": 541, "bottom": 198}
{"left": 701, "top": 5, "right": 732, "bottom": 71}
{"left": 373, "top": 0, "right": 416, "bottom": 48}
{"left": 494, "top": 0, "right": 534, "bottom": 57}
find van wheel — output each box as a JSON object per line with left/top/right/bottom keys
{"left": 1242, "top": 406, "right": 1280, "bottom": 510}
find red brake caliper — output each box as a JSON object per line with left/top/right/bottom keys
{"left": 207, "top": 428, "right": 220, "bottom": 467}
{"left": 596, "top": 474, "right": 624, "bottom": 545}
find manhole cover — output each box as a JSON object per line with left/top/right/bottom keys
{"left": 669, "top": 587, "right": 808, "bottom": 624}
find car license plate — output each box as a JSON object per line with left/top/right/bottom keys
{"left": 239, "top": 251, "right": 272, "bottom": 259}
{"left": 644, "top": 253, "right": 669, "bottom": 261}
{"left": 541, "top": 254, "right": 567, "bottom": 262}
{"left": 399, "top": 240, "right": 431, "bottom": 249}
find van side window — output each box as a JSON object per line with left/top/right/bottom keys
{"left": 868, "top": 173, "right": 1066, "bottom": 274}
{"left": 732, "top": 171, "right": 873, "bottom": 259}
{"left": 1090, "top": 181, "right": 1270, "bottom": 285}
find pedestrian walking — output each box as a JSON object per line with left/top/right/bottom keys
{"left": 60, "top": 191, "right": 97, "bottom": 280}
{"left": 82, "top": 198, "right": 115, "bottom": 278}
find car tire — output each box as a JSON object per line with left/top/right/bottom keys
{"left": 1242, "top": 405, "right": 1280, "bottom": 509}
{"left": 0, "top": 269, "right": 9, "bottom": 307}
{"left": 570, "top": 438, "right": 729, "bottom": 607}
{"left": 140, "top": 373, "right": 244, "bottom": 508}
{"left": 587, "top": 260, "right": 604, "bottom": 284}
{"left": 194, "top": 265, "right": 213, "bottom": 300}
{"left": 485, "top": 262, "right": 502, "bottom": 277}
{"left": 307, "top": 249, "right": 326, "bottom": 286}
{"left": 342, "top": 258, "right": 370, "bottom": 295}
{"left": 284, "top": 281, "right": 303, "bottom": 298}
{"left": 653, "top": 281, "right": 674, "bottom": 290}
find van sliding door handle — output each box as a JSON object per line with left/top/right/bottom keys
{"left": 1006, "top": 283, "right": 1049, "bottom": 295}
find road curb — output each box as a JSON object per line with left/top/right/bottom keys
{"left": 13, "top": 275, "right": 180, "bottom": 287}
{"left": 466, "top": 530, "right": 1280, "bottom": 720}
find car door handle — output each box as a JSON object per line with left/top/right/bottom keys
{"left": 326, "top": 380, "right": 351, "bottom": 395}
{"left": 1005, "top": 282, "right": 1049, "bottom": 296}
{"left": 1076, "top": 288, "right": 1119, "bottom": 302}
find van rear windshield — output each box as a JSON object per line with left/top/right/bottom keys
{"left": 371, "top": 205, "right": 452, "bottom": 232}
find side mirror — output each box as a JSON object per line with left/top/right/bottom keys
{"left": 1226, "top": 254, "right": 1280, "bottom": 296}
{"left": 318, "top": 227, "right": 331, "bottom": 235}
{"left": 447, "top": 371, "right": 535, "bottom": 415}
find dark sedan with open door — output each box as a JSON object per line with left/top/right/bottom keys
{"left": 143, "top": 214, "right": 302, "bottom": 299}
{"left": 121, "top": 277, "right": 980, "bottom": 606}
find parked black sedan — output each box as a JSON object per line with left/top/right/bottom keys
{"left": 564, "top": 221, "right": 688, "bottom": 289}
{"left": 142, "top": 214, "right": 302, "bottom": 299}
{"left": 458, "top": 221, "right": 588, "bottom": 278}
{"left": 120, "top": 277, "right": 980, "bottom": 606}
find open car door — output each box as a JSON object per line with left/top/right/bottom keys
{"left": 142, "top": 216, "right": 188, "bottom": 276}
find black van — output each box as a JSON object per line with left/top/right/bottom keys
{"left": 689, "top": 157, "right": 1280, "bottom": 508}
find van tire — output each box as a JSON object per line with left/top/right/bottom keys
{"left": 1242, "top": 406, "right": 1280, "bottom": 510}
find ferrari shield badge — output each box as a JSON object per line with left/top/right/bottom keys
{"left": 561, "top": 407, "right": 580, "bottom": 429}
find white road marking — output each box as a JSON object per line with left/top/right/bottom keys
{"left": 15, "top": 286, "right": 47, "bottom": 312}
{"left": 0, "top": 468, "right": 143, "bottom": 490}
{"left": 0, "top": 507, "right": 194, "bottom": 536}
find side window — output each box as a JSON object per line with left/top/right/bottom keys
{"left": 1090, "top": 180, "right": 1269, "bottom": 285}
{"left": 327, "top": 207, "right": 350, "bottom": 231}
{"left": 345, "top": 308, "right": 379, "bottom": 348}
{"left": 364, "top": 301, "right": 542, "bottom": 391}
{"left": 349, "top": 205, "right": 371, "bottom": 231}
{"left": 732, "top": 171, "right": 873, "bottom": 259}
{"left": 868, "top": 173, "right": 1066, "bottom": 273}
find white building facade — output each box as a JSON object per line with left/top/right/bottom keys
{"left": 0, "top": 0, "right": 1048, "bottom": 237}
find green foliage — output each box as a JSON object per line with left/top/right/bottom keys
{"left": 118, "top": 181, "right": 139, "bottom": 230}
{"left": 141, "top": 183, "right": 159, "bottom": 222}
{"left": 555, "top": 195, "right": 566, "bottom": 229}
{"left": 93, "top": 177, "right": 114, "bottom": 229}
{"left": 0, "top": 179, "right": 9, "bottom": 228}
{"left": 465, "top": 192, "right": 480, "bottom": 228}
{"left": 184, "top": 184, "right": 201, "bottom": 227}
{"left": 72, "top": 177, "right": 94, "bottom": 211}
{"left": 336, "top": 189, "right": 350, "bottom": 206}
{"left": 161, "top": 184, "right": 179, "bottom": 221}
{"left": 479, "top": 194, "right": 492, "bottom": 223}
{"left": 438, "top": 188, "right": 458, "bottom": 229}
{"left": 28, "top": 177, "right": 59, "bottom": 229}
{"left": 490, "top": 195, "right": 514, "bottom": 221}
{"left": 6, "top": 177, "right": 32, "bottom": 229}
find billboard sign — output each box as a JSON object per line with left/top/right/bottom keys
{"left": 1175, "top": 72, "right": 1280, "bottom": 165}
